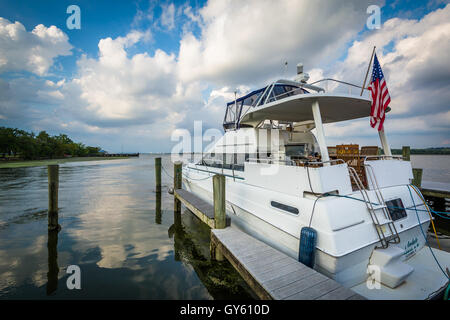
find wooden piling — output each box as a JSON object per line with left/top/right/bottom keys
{"left": 46, "top": 230, "right": 59, "bottom": 295}
{"left": 155, "top": 191, "right": 162, "bottom": 224}
{"left": 47, "top": 165, "right": 60, "bottom": 231}
{"left": 412, "top": 168, "right": 423, "bottom": 188}
{"left": 402, "top": 146, "right": 411, "bottom": 161}
{"left": 155, "top": 157, "right": 161, "bottom": 193}
{"left": 174, "top": 161, "right": 182, "bottom": 213}
{"left": 213, "top": 174, "right": 226, "bottom": 229}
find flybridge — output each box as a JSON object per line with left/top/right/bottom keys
{"left": 223, "top": 79, "right": 323, "bottom": 131}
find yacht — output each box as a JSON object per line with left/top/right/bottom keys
{"left": 182, "top": 64, "right": 450, "bottom": 299}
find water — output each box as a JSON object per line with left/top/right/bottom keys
{"left": 410, "top": 155, "right": 450, "bottom": 185}
{"left": 0, "top": 154, "right": 254, "bottom": 299}
{"left": 0, "top": 154, "right": 448, "bottom": 299}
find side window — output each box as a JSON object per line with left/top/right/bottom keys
{"left": 273, "top": 85, "right": 286, "bottom": 98}
{"left": 386, "top": 198, "right": 407, "bottom": 221}
{"left": 258, "top": 91, "right": 269, "bottom": 106}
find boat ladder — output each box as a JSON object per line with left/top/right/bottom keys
{"left": 348, "top": 166, "right": 400, "bottom": 249}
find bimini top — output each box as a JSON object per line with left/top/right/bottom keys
{"left": 223, "top": 79, "right": 371, "bottom": 130}
{"left": 223, "top": 80, "right": 312, "bottom": 130}
{"left": 225, "top": 87, "right": 267, "bottom": 108}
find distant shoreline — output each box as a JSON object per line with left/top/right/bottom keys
{"left": 391, "top": 148, "right": 450, "bottom": 155}
{"left": 0, "top": 156, "right": 132, "bottom": 169}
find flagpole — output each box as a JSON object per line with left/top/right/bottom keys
{"left": 362, "top": 46, "right": 392, "bottom": 157}
{"left": 360, "top": 46, "right": 376, "bottom": 96}
{"left": 379, "top": 128, "right": 392, "bottom": 156}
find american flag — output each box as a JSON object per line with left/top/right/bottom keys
{"left": 368, "top": 54, "right": 391, "bottom": 131}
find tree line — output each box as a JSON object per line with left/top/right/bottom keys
{"left": 391, "top": 148, "right": 450, "bottom": 155}
{"left": 0, "top": 127, "right": 102, "bottom": 160}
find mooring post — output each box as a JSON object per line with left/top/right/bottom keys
{"left": 210, "top": 236, "right": 223, "bottom": 262}
{"left": 402, "top": 146, "right": 411, "bottom": 161}
{"left": 174, "top": 161, "right": 182, "bottom": 213}
{"left": 155, "top": 191, "right": 162, "bottom": 224}
{"left": 211, "top": 174, "right": 226, "bottom": 261}
{"left": 412, "top": 168, "right": 423, "bottom": 188}
{"left": 47, "top": 165, "right": 60, "bottom": 231}
{"left": 155, "top": 157, "right": 161, "bottom": 193}
{"left": 46, "top": 229, "right": 59, "bottom": 295}
{"left": 213, "top": 174, "right": 226, "bottom": 229}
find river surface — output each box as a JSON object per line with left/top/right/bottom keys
{"left": 0, "top": 154, "right": 448, "bottom": 299}
{"left": 0, "top": 154, "right": 254, "bottom": 299}
{"left": 410, "top": 155, "right": 450, "bottom": 187}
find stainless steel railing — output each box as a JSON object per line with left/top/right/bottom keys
{"left": 309, "top": 78, "right": 369, "bottom": 95}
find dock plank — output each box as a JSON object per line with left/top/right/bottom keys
{"left": 211, "top": 227, "right": 364, "bottom": 300}
{"left": 175, "top": 189, "right": 215, "bottom": 218}
{"left": 262, "top": 266, "right": 313, "bottom": 292}
{"left": 272, "top": 273, "right": 328, "bottom": 300}
{"left": 175, "top": 189, "right": 364, "bottom": 300}
{"left": 175, "top": 189, "right": 230, "bottom": 228}
{"left": 255, "top": 260, "right": 303, "bottom": 283}
{"left": 284, "top": 278, "right": 341, "bottom": 300}
{"left": 316, "top": 285, "right": 361, "bottom": 300}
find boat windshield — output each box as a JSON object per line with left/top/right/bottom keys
{"left": 223, "top": 87, "right": 265, "bottom": 130}
{"left": 223, "top": 82, "right": 309, "bottom": 131}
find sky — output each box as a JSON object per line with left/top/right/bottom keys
{"left": 0, "top": 0, "right": 449, "bottom": 153}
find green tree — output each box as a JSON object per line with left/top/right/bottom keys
{"left": 0, "top": 127, "right": 106, "bottom": 160}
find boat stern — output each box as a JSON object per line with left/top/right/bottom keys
{"left": 351, "top": 246, "right": 450, "bottom": 300}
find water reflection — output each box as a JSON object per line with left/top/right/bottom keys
{"left": 0, "top": 155, "right": 253, "bottom": 299}
{"left": 46, "top": 230, "right": 59, "bottom": 296}
{"left": 155, "top": 192, "right": 162, "bottom": 225}
{"left": 169, "top": 209, "right": 254, "bottom": 299}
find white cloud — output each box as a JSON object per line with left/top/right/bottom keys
{"left": 177, "top": 0, "right": 381, "bottom": 86}
{"left": 0, "top": 18, "right": 72, "bottom": 76}
{"left": 318, "top": 4, "right": 450, "bottom": 146}
{"left": 62, "top": 30, "right": 201, "bottom": 131}
{"left": 160, "top": 3, "right": 176, "bottom": 30}
{"left": 1, "top": 1, "right": 449, "bottom": 151}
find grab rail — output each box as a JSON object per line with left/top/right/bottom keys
{"left": 246, "top": 158, "right": 295, "bottom": 165}
{"left": 308, "top": 78, "right": 369, "bottom": 95}
{"left": 364, "top": 155, "right": 404, "bottom": 161}
{"left": 246, "top": 158, "right": 345, "bottom": 167}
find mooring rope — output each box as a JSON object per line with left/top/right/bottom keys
{"left": 161, "top": 163, "right": 213, "bottom": 181}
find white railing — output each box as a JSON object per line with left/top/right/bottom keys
{"left": 364, "top": 155, "right": 404, "bottom": 161}
{"left": 309, "top": 78, "right": 369, "bottom": 95}
{"left": 246, "top": 158, "right": 345, "bottom": 167}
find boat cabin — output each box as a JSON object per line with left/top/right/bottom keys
{"left": 198, "top": 77, "right": 409, "bottom": 192}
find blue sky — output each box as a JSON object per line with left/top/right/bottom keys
{"left": 0, "top": 1, "right": 201, "bottom": 76}
{"left": 0, "top": 0, "right": 449, "bottom": 152}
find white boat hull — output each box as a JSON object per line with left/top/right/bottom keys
{"left": 184, "top": 172, "right": 450, "bottom": 300}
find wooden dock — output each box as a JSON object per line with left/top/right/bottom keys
{"left": 211, "top": 227, "right": 364, "bottom": 300}
{"left": 421, "top": 181, "right": 450, "bottom": 199}
{"left": 174, "top": 189, "right": 230, "bottom": 229}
